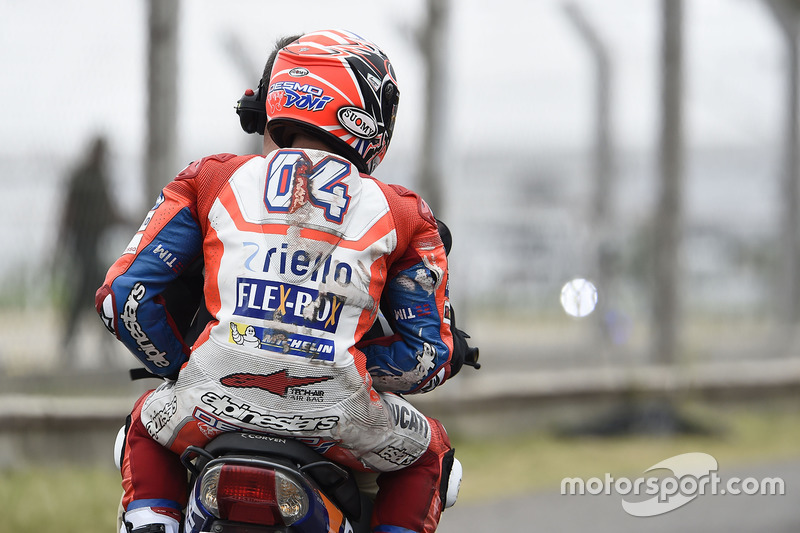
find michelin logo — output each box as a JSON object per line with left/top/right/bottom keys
{"left": 229, "top": 321, "right": 335, "bottom": 361}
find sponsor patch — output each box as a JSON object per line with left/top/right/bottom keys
{"left": 200, "top": 392, "right": 339, "bottom": 432}
{"left": 220, "top": 370, "right": 332, "bottom": 397}
{"left": 138, "top": 193, "right": 165, "bottom": 231}
{"left": 377, "top": 444, "right": 417, "bottom": 467}
{"left": 337, "top": 106, "right": 378, "bottom": 139}
{"left": 386, "top": 401, "right": 430, "bottom": 439}
{"left": 152, "top": 243, "right": 183, "bottom": 272}
{"left": 229, "top": 321, "right": 336, "bottom": 361}
{"left": 193, "top": 406, "right": 242, "bottom": 433}
{"left": 234, "top": 278, "right": 344, "bottom": 334}
{"left": 120, "top": 282, "right": 170, "bottom": 368}
{"left": 242, "top": 241, "right": 353, "bottom": 285}
{"left": 394, "top": 303, "right": 433, "bottom": 321}
{"left": 123, "top": 233, "right": 144, "bottom": 255}
{"left": 98, "top": 291, "right": 117, "bottom": 335}
{"left": 295, "top": 436, "right": 337, "bottom": 454}
{"left": 443, "top": 299, "right": 452, "bottom": 324}
{"left": 267, "top": 81, "right": 334, "bottom": 113}
{"left": 145, "top": 397, "right": 177, "bottom": 437}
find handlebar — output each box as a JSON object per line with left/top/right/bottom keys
{"left": 464, "top": 346, "right": 480, "bottom": 370}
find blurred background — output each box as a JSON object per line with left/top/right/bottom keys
{"left": 1, "top": 0, "right": 799, "bottom": 531}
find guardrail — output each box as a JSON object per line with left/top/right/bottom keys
{"left": 414, "top": 356, "right": 800, "bottom": 405}
{"left": 1, "top": 358, "right": 799, "bottom": 466}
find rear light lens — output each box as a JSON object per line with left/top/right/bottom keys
{"left": 199, "top": 463, "right": 309, "bottom": 525}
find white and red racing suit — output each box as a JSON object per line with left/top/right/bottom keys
{"left": 97, "top": 148, "right": 457, "bottom": 533}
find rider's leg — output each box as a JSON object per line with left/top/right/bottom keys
{"left": 118, "top": 391, "right": 187, "bottom": 532}
{"left": 318, "top": 392, "right": 461, "bottom": 533}
{"left": 371, "top": 417, "right": 459, "bottom": 533}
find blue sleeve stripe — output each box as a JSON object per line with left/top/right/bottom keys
{"left": 126, "top": 498, "right": 183, "bottom": 512}
{"left": 373, "top": 526, "right": 417, "bottom": 533}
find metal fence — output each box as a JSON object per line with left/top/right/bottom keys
{"left": 1, "top": 0, "right": 797, "bottom": 385}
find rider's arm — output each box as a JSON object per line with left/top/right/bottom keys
{"left": 94, "top": 154, "right": 248, "bottom": 377}
{"left": 95, "top": 180, "right": 202, "bottom": 377}
{"left": 357, "top": 183, "right": 455, "bottom": 394}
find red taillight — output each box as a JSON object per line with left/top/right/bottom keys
{"left": 217, "top": 465, "right": 282, "bottom": 524}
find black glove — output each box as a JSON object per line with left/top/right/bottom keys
{"left": 448, "top": 306, "right": 480, "bottom": 378}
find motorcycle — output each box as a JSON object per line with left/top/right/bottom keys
{"left": 180, "top": 431, "right": 372, "bottom": 533}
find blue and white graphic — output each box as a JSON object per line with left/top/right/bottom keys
{"left": 234, "top": 277, "right": 344, "bottom": 334}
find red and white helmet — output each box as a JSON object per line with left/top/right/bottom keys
{"left": 265, "top": 30, "right": 399, "bottom": 174}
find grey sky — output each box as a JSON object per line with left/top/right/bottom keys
{"left": 0, "top": 0, "right": 783, "bottom": 162}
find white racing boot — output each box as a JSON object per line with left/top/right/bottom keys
{"left": 445, "top": 457, "right": 463, "bottom": 508}
{"left": 120, "top": 506, "right": 180, "bottom": 533}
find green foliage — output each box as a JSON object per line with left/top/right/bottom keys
{"left": 0, "top": 467, "right": 120, "bottom": 533}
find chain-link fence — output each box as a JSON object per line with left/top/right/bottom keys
{"left": 1, "top": 0, "right": 796, "bottom": 390}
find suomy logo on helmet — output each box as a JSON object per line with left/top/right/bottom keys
{"left": 337, "top": 107, "right": 378, "bottom": 139}
{"left": 289, "top": 67, "right": 309, "bottom": 77}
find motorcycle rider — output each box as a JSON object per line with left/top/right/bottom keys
{"left": 97, "top": 30, "right": 470, "bottom": 533}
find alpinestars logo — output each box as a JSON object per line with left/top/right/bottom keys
{"left": 200, "top": 392, "right": 339, "bottom": 432}
{"left": 98, "top": 291, "right": 116, "bottom": 335}
{"left": 145, "top": 397, "right": 177, "bottom": 438}
{"left": 221, "top": 370, "right": 332, "bottom": 397}
{"left": 120, "top": 283, "right": 170, "bottom": 368}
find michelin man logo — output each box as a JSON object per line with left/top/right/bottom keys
{"left": 230, "top": 322, "right": 261, "bottom": 348}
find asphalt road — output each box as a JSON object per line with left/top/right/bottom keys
{"left": 438, "top": 459, "right": 800, "bottom": 533}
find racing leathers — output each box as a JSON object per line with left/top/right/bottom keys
{"left": 96, "top": 148, "right": 457, "bottom": 533}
